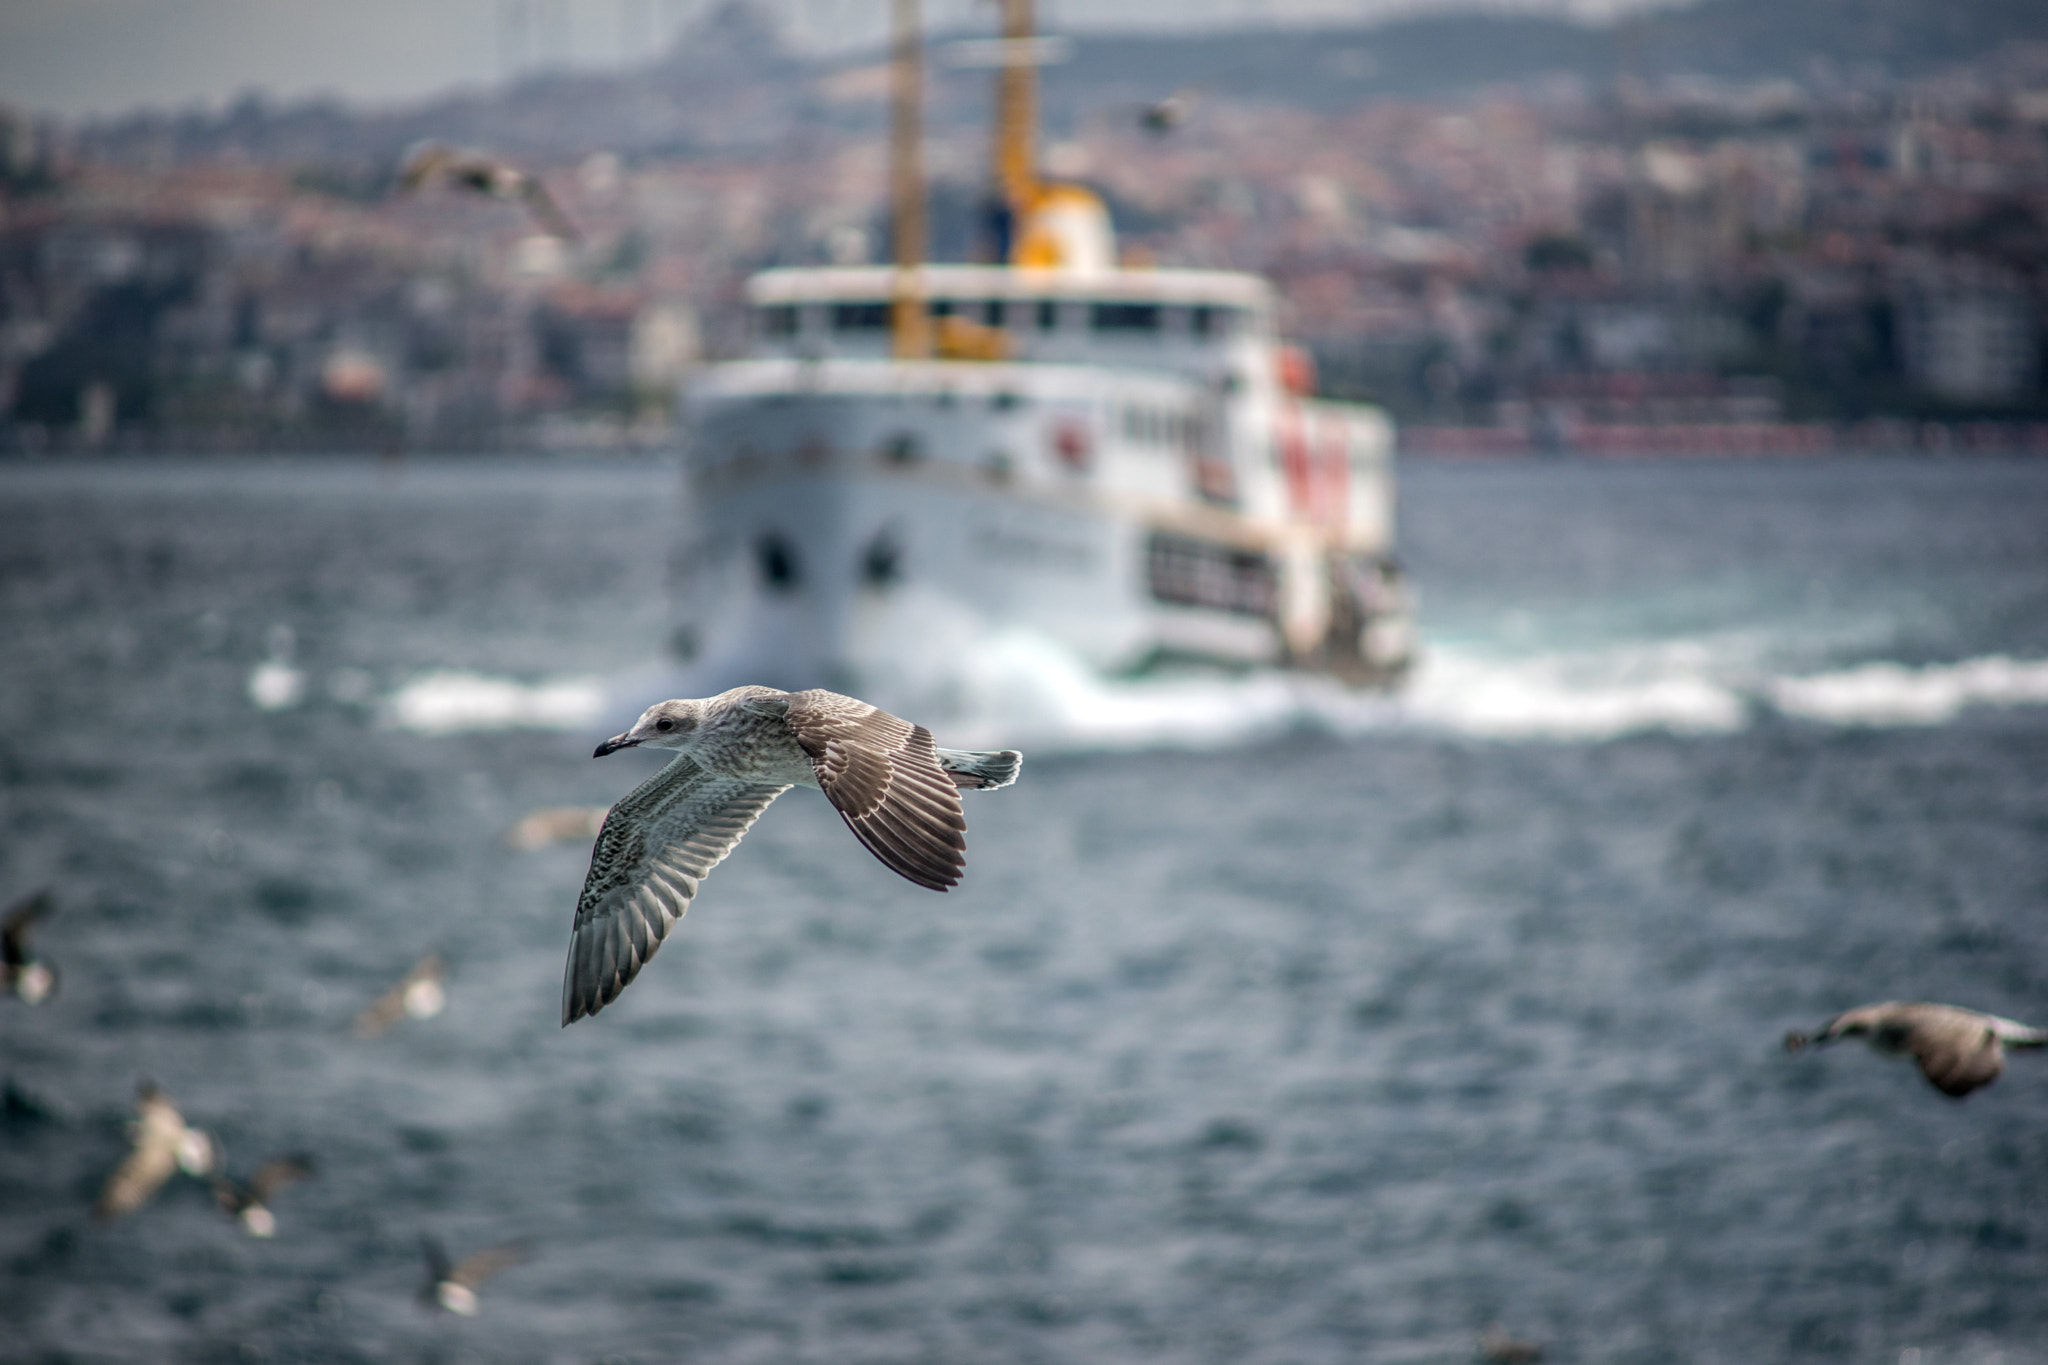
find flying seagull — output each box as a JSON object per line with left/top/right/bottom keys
{"left": 2, "top": 887, "right": 57, "bottom": 1005}
{"left": 353, "top": 953, "right": 448, "bottom": 1038}
{"left": 565, "top": 686, "right": 1021, "bottom": 1024}
{"left": 396, "top": 142, "right": 581, "bottom": 243}
{"left": 95, "top": 1081, "right": 217, "bottom": 1221}
{"left": 1785, "top": 1001, "right": 2047, "bottom": 1098}
{"left": 1138, "top": 88, "right": 1199, "bottom": 134}
{"left": 419, "top": 1234, "right": 531, "bottom": 1315}
{"left": 213, "top": 1154, "right": 316, "bottom": 1237}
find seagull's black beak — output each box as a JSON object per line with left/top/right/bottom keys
{"left": 593, "top": 733, "right": 640, "bottom": 758}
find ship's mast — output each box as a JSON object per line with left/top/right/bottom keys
{"left": 992, "top": 0, "right": 1040, "bottom": 219}
{"left": 889, "top": 0, "right": 929, "bottom": 359}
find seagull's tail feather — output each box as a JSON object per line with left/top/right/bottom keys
{"left": 935, "top": 747, "right": 1023, "bottom": 792}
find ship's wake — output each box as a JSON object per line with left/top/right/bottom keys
{"left": 366, "top": 631, "right": 2048, "bottom": 752}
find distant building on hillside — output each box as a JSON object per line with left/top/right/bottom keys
{"left": 1894, "top": 260, "right": 2039, "bottom": 405}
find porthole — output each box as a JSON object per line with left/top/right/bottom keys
{"left": 756, "top": 532, "right": 800, "bottom": 591}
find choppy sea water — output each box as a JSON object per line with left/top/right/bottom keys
{"left": 3, "top": 454, "right": 2047, "bottom": 1365}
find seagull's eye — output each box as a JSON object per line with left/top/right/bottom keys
{"left": 655, "top": 719, "right": 674, "bottom": 732}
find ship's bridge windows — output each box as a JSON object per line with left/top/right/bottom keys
{"left": 1190, "top": 305, "right": 1246, "bottom": 339}
{"left": 832, "top": 301, "right": 890, "bottom": 332}
{"left": 759, "top": 305, "right": 798, "bottom": 338}
{"left": 1092, "top": 302, "right": 1162, "bottom": 333}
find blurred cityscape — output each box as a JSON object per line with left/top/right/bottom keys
{"left": 2, "top": 0, "right": 2046, "bottom": 455}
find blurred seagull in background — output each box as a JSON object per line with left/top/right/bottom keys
{"left": 505, "top": 805, "right": 609, "bottom": 852}
{"left": 565, "top": 686, "right": 1021, "bottom": 1023}
{"left": 396, "top": 142, "right": 582, "bottom": 243}
{"left": 1138, "top": 87, "right": 1200, "bottom": 133}
{"left": 212, "top": 1154, "right": 316, "bottom": 1237}
{"left": 95, "top": 1081, "right": 217, "bottom": 1220}
{"left": 1785, "top": 1001, "right": 2047, "bottom": 1098}
{"left": 2, "top": 887, "right": 58, "bottom": 1005}
{"left": 353, "top": 953, "right": 448, "bottom": 1038}
{"left": 419, "top": 1234, "right": 531, "bottom": 1315}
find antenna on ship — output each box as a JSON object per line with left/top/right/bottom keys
{"left": 889, "top": 0, "right": 930, "bottom": 359}
{"left": 991, "top": 0, "right": 1041, "bottom": 254}
{"left": 977, "top": 0, "right": 1113, "bottom": 272}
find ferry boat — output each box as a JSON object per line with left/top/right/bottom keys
{"left": 670, "top": 0, "right": 1411, "bottom": 711}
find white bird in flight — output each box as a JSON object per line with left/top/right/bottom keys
{"left": 212, "top": 1154, "right": 316, "bottom": 1238}
{"left": 564, "top": 686, "right": 1021, "bottom": 1024}
{"left": 1784, "top": 1001, "right": 2047, "bottom": 1098}
{"left": 419, "top": 1234, "right": 531, "bottom": 1315}
{"left": 352, "top": 953, "right": 448, "bottom": 1038}
{"left": 2, "top": 887, "right": 57, "bottom": 1005}
{"left": 95, "top": 1081, "right": 218, "bottom": 1221}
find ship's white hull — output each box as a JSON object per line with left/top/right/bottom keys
{"left": 672, "top": 351, "right": 1409, "bottom": 711}
{"left": 674, "top": 462, "right": 1285, "bottom": 698}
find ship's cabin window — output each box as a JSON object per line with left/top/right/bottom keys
{"left": 759, "top": 305, "right": 798, "bottom": 338}
{"left": 1035, "top": 300, "right": 1059, "bottom": 332}
{"left": 832, "top": 301, "right": 890, "bottom": 332}
{"left": 1190, "top": 305, "right": 1245, "bottom": 338}
{"left": 930, "top": 299, "right": 956, "bottom": 317}
{"left": 1122, "top": 405, "right": 1195, "bottom": 449}
{"left": 979, "top": 299, "right": 1005, "bottom": 327}
{"left": 1092, "top": 302, "right": 1162, "bottom": 334}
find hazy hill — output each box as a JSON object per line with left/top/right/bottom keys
{"left": 66, "top": 0, "right": 2048, "bottom": 170}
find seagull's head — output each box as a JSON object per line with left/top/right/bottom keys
{"left": 1794, "top": 1014, "right": 1860, "bottom": 1051}
{"left": 594, "top": 699, "right": 704, "bottom": 758}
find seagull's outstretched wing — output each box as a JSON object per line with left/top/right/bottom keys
{"left": 516, "top": 178, "right": 581, "bottom": 243}
{"left": 450, "top": 1238, "right": 532, "bottom": 1290}
{"left": 562, "top": 757, "right": 789, "bottom": 1023}
{"left": 396, "top": 141, "right": 459, "bottom": 193}
{"left": 249, "top": 1154, "right": 316, "bottom": 1203}
{"left": 95, "top": 1085, "right": 184, "bottom": 1220}
{"left": 1, "top": 888, "right": 52, "bottom": 967}
{"left": 420, "top": 1233, "right": 455, "bottom": 1287}
{"left": 784, "top": 690, "right": 966, "bottom": 892}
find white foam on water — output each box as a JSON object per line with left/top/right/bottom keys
{"left": 247, "top": 660, "right": 308, "bottom": 712}
{"left": 920, "top": 627, "right": 1385, "bottom": 752}
{"left": 1767, "top": 655, "right": 2048, "bottom": 727}
{"left": 1399, "top": 641, "right": 1750, "bottom": 742}
{"left": 379, "top": 670, "right": 611, "bottom": 736}
{"left": 373, "top": 637, "right": 2048, "bottom": 750}
{"left": 248, "top": 622, "right": 308, "bottom": 711}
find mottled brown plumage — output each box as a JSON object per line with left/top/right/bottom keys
{"left": 1785, "top": 1001, "right": 2047, "bottom": 1098}
{"left": 562, "top": 686, "right": 1020, "bottom": 1024}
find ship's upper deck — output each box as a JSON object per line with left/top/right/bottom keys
{"left": 742, "top": 264, "right": 1276, "bottom": 379}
